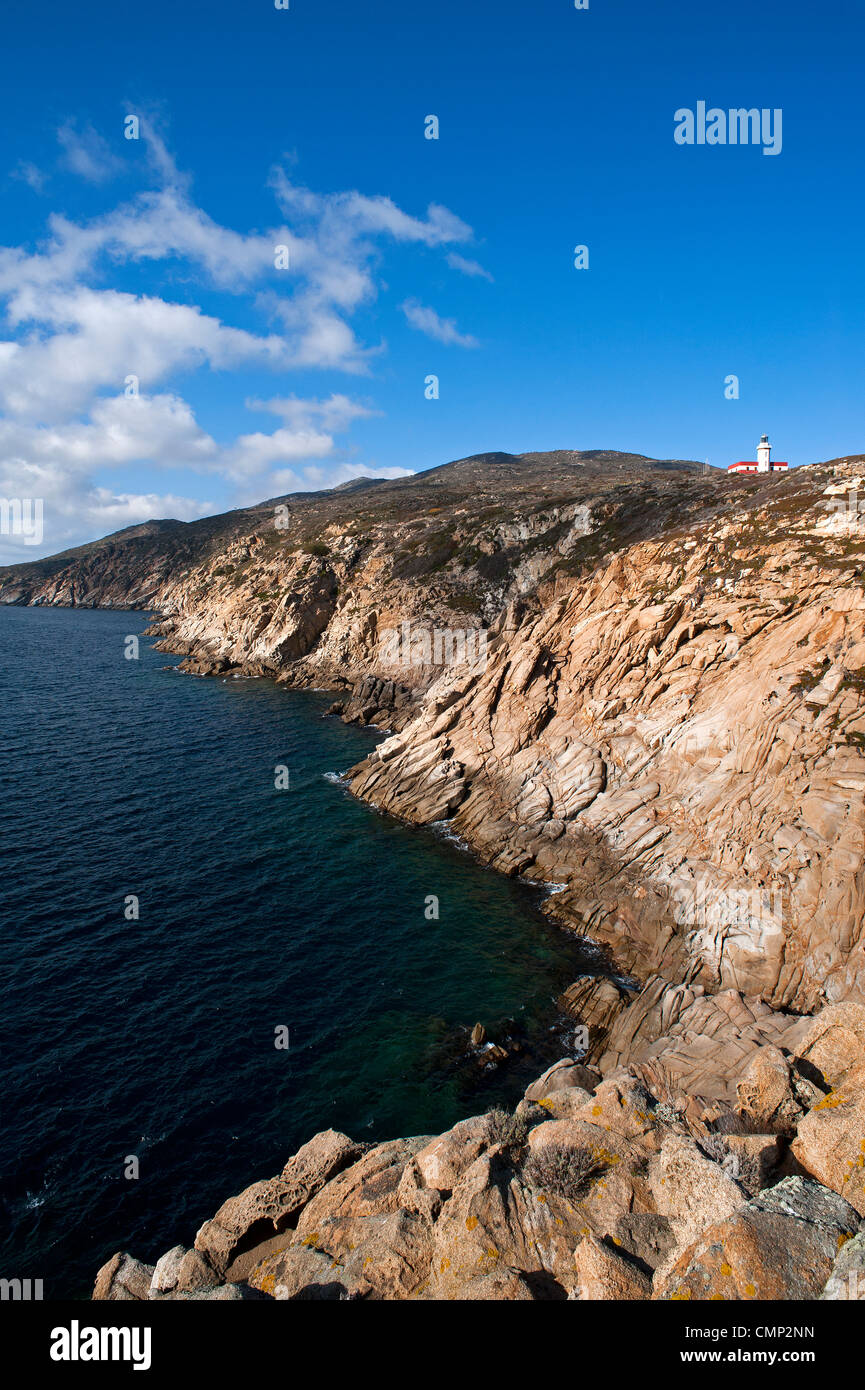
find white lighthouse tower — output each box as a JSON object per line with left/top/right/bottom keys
{"left": 727, "top": 435, "right": 788, "bottom": 475}
{"left": 756, "top": 434, "right": 772, "bottom": 473}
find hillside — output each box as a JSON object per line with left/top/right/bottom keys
{"left": 6, "top": 444, "right": 865, "bottom": 1301}
{"left": 4, "top": 447, "right": 865, "bottom": 1034}
{"left": 0, "top": 448, "right": 718, "bottom": 612}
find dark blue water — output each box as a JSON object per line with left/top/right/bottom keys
{"left": 0, "top": 606, "right": 597, "bottom": 1298}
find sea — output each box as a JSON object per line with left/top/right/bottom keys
{"left": 0, "top": 605, "right": 601, "bottom": 1297}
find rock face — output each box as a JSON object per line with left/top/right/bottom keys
{"left": 3, "top": 450, "right": 864, "bottom": 1081}
{"left": 822, "top": 1229, "right": 865, "bottom": 1299}
{"left": 92, "top": 1253, "right": 154, "bottom": 1302}
{"left": 348, "top": 529, "right": 865, "bottom": 1022}
{"left": 193, "top": 1130, "right": 368, "bottom": 1277}
{"left": 7, "top": 443, "right": 865, "bottom": 1301}
{"left": 791, "top": 1068, "right": 865, "bottom": 1217}
{"left": 656, "top": 1178, "right": 860, "bottom": 1302}
{"left": 93, "top": 1011, "right": 865, "bottom": 1301}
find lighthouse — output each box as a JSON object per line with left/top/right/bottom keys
{"left": 727, "top": 434, "right": 789, "bottom": 475}
{"left": 757, "top": 434, "right": 771, "bottom": 473}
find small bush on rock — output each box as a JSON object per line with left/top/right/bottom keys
{"left": 697, "top": 1129, "right": 766, "bottom": 1197}
{"left": 487, "top": 1109, "right": 531, "bottom": 1158}
{"left": 522, "top": 1144, "right": 607, "bottom": 1202}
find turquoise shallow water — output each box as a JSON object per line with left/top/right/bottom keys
{"left": 0, "top": 605, "right": 599, "bottom": 1297}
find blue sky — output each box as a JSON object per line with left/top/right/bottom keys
{"left": 1, "top": 0, "right": 863, "bottom": 559}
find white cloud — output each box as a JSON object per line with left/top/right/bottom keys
{"left": 84, "top": 487, "right": 214, "bottom": 526}
{"left": 223, "top": 426, "right": 335, "bottom": 480}
{"left": 0, "top": 288, "right": 288, "bottom": 420}
{"left": 57, "top": 120, "right": 125, "bottom": 184}
{"left": 0, "top": 393, "right": 218, "bottom": 474}
{"left": 248, "top": 392, "right": 381, "bottom": 432}
{"left": 263, "top": 296, "right": 374, "bottom": 373}
{"left": 224, "top": 392, "right": 383, "bottom": 481}
{"left": 0, "top": 130, "right": 484, "bottom": 555}
{"left": 266, "top": 171, "right": 475, "bottom": 367}
{"left": 11, "top": 162, "right": 47, "bottom": 194}
{"left": 446, "top": 252, "right": 494, "bottom": 282}
{"left": 400, "top": 298, "right": 479, "bottom": 348}
{"left": 258, "top": 459, "right": 411, "bottom": 501}
{"left": 270, "top": 172, "right": 472, "bottom": 253}
{"left": 0, "top": 388, "right": 387, "bottom": 486}
{"left": 0, "top": 455, "right": 215, "bottom": 563}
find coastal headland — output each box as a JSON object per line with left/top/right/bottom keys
{"left": 4, "top": 446, "right": 865, "bottom": 1300}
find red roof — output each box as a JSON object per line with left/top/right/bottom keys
{"left": 727, "top": 461, "right": 788, "bottom": 471}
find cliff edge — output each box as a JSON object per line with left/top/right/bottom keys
{"left": 94, "top": 1002, "right": 865, "bottom": 1301}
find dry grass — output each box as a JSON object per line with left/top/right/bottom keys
{"left": 522, "top": 1143, "right": 608, "bottom": 1202}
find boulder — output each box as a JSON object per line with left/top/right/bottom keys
{"left": 280, "top": 1128, "right": 369, "bottom": 1194}
{"left": 526, "top": 1115, "right": 632, "bottom": 1165}
{"left": 296, "top": 1137, "right": 431, "bottom": 1238}
{"left": 794, "top": 1003, "right": 865, "bottom": 1089}
{"left": 822, "top": 1230, "right": 865, "bottom": 1300}
{"left": 411, "top": 1115, "right": 501, "bottom": 1194}
{"left": 252, "top": 1208, "right": 433, "bottom": 1301}
{"left": 194, "top": 1177, "right": 299, "bottom": 1276}
{"left": 195, "top": 1129, "right": 365, "bottom": 1275}
{"left": 332, "top": 1209, "right": 433, "bottom": 1299}
{"left": 428, "top": 1149, "right": 585, "bottom": 1299}
{"left": 93, "top": 1252, "right": 155, "bottom": 1302}
{"left": 571, "top": 1073, "right": 659, "bottom": 1140}
{"left": 791, "top": 1063, "right": 865, "bottom": 1215}
{"left": 649, "top": 1133, "right": 746, "bottom": 1271}
{"left": 176, "top": 1248, "right": 219, "bottom": 1292}
{"left": 573, "top": 1234, "right": 652, "bottom": 1300}
{"left": 735, "top": 1045, "right": 802, "bottom": 1133}
{"left": 148, "top": 1246, "right": 185, "bottom": 1298}
{"left": 524, "top": 1058, "right": 600, "bottom": 1102}
{"left": 656, "top": 1177, "right": 861, "bottom": 1301}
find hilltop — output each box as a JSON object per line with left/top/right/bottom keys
{"left": 0, "top": 448, "right": 718, "bottom": 610}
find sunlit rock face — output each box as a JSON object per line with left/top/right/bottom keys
{"left": 5, "top": 446, "right": 865, "bottom": 1072}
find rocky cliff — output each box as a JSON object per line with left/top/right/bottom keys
{"left": 93, "top": 1002, "right": 865, "bottom": 1301}
{"left": 4, "top": 444, "right": 865, "bottom": 1299}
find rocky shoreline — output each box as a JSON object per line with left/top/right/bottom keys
{"left": 140, "top": 456, "right": 865, "bottom": 1112}
{"left": 94, "top": 1002, "right": 865, "bottom": 1301}
{"left": 3, "top": 446, "right": 864, "bottom": 1299}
